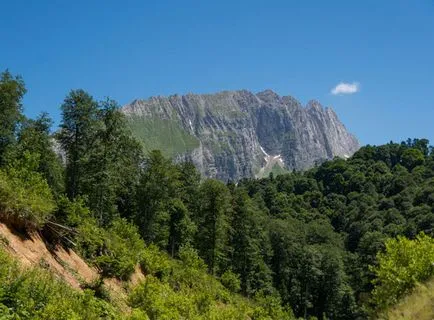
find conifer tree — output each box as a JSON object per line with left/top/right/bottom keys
{"left": 0, "top": 70, "right": 26, "bottom": 166}
{"left": 58, "top": 89, "right": 100, "bottom": 200}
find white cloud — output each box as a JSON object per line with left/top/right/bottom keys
{"left": 331, "top": 82, "right": 360, "bottom": 95}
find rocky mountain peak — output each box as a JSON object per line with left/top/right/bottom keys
{"left": 122, "top": 89, "right": 360, "bottom": 181}
{"left": 256, "top": 89, "right": 281, "bottom": 102}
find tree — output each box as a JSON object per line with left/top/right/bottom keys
{"left": 135, "top": 150, "right": 180, "bottom": 248}
{"left": 370, "top": 233, "right": 434, "bottom": 309}
{"left": 14, "top": 113, "right": 64, "bottom": 195}
{"left": 167, "top": 198, "right": 196, "bottom": 257}
{"left": 177, "top": 161, "right": 201, "bottom": 213}
{"left": 57, "top": 89, "right": 100, "bottom": 200}
{"left": 0, "top": 70, "right": 26, "bottom": 166}
{"left": 230, "top": 188, "right": 273, "bottom": 296}
{"left": 196, "top": 179, "right": 232, "bottom": 275}
{"left": 81, "top": 99, "right": 143, "bottom": 224}
{"left": 401, "top": 148, "right": 425, "bottom": 171}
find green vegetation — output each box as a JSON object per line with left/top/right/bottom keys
{"left": 0, "top": 248, "right": 120, "bottom": 319}
{"left": 256, "top": 162, "right": 288, "bottom": 179}
{"left": 0, "top": 152, "right": 55, "bottom": 228}
{"left": 127, "top": 116, "right": 199, "bottom": 158}
{"left": 370, "top": 233, "right": 434, "bottom": 309}
{"left": 377, "top": 277, "right": 434, "bottom": 320}
{"left": 0, "top": 70, "right": 433, "bottom": 319}
{"left": 130, "top": 245, "right": 293, "bottom": 320}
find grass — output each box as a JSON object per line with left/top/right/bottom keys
{"left": 127, "top": 116, "right": 200, "bottom": 158}
{"left": 377, "top": 278, "right": 434, "bottom": 320}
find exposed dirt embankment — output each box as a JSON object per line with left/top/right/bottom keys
{"left": 0, "top": 222, "right": 144, "bottom": 293}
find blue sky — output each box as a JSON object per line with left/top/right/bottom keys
{"left": 1, "top": 0, "right": 433, "bottom": 145}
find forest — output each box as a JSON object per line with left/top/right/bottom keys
{"left": 0, "top": 70, "right": 433, "bottom": 319}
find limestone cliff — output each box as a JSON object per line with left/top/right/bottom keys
{"left": 122, "top": 90, "right": 359, "bottom": 180}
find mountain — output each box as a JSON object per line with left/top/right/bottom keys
{"left": 122, "top": 89, "right": 359, "bottom": 180}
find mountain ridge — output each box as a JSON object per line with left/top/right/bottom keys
{"left": 122, "top": 89, "right": 360, "bottom": 180}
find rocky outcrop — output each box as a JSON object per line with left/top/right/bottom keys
{"left": 122, "top": 90, "right": 359, "bottom": 181}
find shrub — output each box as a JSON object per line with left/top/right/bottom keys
{"left": 370, "top": 233, "right": 434, "bottom": 309}
{"left": 252, "top": 291, "right": 294, "bottom": 320}
{"left": 56, "top": 195, "right": 91, "bottom": 227}
{"left": 129, "top": 275, "right": 199, "bottom": 320}
{"left": 220, "top": 270, "right": 241, "bottom": 293}
{"left": 140, "top": 244, "right": 173, "bottom": 280}
{"left": 93, "top": 219, "right": 142, "bottom": 280}
{"left": 74, "top": 216, "right": 106, "bottom": 261}
{"left": 0, "top": 152, "right": 55, "bottom": 228}
{"left": 95, "top": 254, "right": 135, "bottom": 280}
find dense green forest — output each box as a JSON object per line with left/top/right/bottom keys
{"left": 0, "top": 70, "right": 433, "bottom": 319}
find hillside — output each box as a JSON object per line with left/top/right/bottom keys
{"left": 0, "top": 221, "right": 290, "bottom": 319}
{"left": 123, "top": 90, "right": 360, "bottom": 180}
{"left": 377, "top": 278, "right": 434, "bottom": 320}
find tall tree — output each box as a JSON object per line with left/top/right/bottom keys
{"left": 195, "top": 179, "right": 232, "bottom": 275}
{"left": 167, "top": 198, "right": 196, "bottom": 257}
{"left": 82, "top": 99, "right": 142, "bottom": 224}
{"left": 57, "top": 89, "right": 100, "bottom": 200}
{"left": 177, "top": 161, "right": 201, "bottom": 213}
{"left": 231, "top": 188, "right": 273, "bottom": 296}
{"left": 14, "top": 113, "right": 64, "bottom": 194}
{"left": 135, "top": 150, "right": 180, "bottom": 247}
{"left": 0, "top": 70, "right": 26, "bottom": 166}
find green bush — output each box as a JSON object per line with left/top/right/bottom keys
{"left": 370, "top": 233, "right": 434, "bottom": 309}
{"left": 221, "top": 270, "right": 241, "bottom": 293}
{"left": 129, "top": 275, "right": 200, "bottom": 320}
{"left": 252, "top": 291, "right": 294, "bottom": 320}
{"left": 0, "top": 152, "right": 55, "bottom": 228}
{"left": 95, "top": 254, "right": 135, "bottom": 280}
{"left": 74, "top": 217, "right": 145, "bottom": 281}
{"left": 139, "top": 244, "right": 173, "bottom": 280}
{"left": 74, "top": 216, "right": 106, "bottom": 261}
{"left": 56, "top": 195, "right": 91, "bottom": 227}
{"left": 95, "top": 219, "right": 145, "bottom": 280}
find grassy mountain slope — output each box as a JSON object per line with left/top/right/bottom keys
{"left": 127, "top": 116, "right": 199, "bottom": 158}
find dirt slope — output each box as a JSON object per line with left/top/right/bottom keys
{"left": 0, "top": 222, "right": 144, "bottom": 293}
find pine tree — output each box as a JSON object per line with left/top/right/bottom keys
{"left": 15, "top": 113, "right": 64, "bottom": 194}
{"left": 195, "top": 179, "right": 232, "bottom": 275}
{"left": 57, "top": 89, "right": 100, "bottom": 200}
{"left": 0, "top": 70, "right": 26, "bottom": 166}
{"left": 231, "top": 188, "right": 273, "bottom": 296}
{"left": 83, "top": 99, "right": 142, "bottom": 225}
{"left": 135, "top": 150, "right": 180, "bottom": 247}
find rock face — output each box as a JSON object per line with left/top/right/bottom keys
{"left": 122, "top": 90, "right": 360, "bottom": 181}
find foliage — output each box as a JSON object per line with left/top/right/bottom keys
{"left": 0, "top": 248, "right": 120, "bottom": 319}
{"left": 139, "top": 244, "right": 173, "bottom": 281}
{"left": 0, "top": 70, "right": 26, "bottom": 166}
{"left": 11, "top": 113, "right": 65, "bottom": 194}
{"left": 130, "top": 244, "right": 294, "bottom": 320}
{"left": 221, "top": 270, "right": 241, "bottom": 293}
{"left": 377, "top": 277, "right": 434, "bottom": 320}
{"left": 370, "top": 233, "right": 434, "bottom": 309}
{"left": 0, "top": 152, "right": 55, "bottom": 228}
{"left": 74, "top": 217, "right": 146, "bottom": 280}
